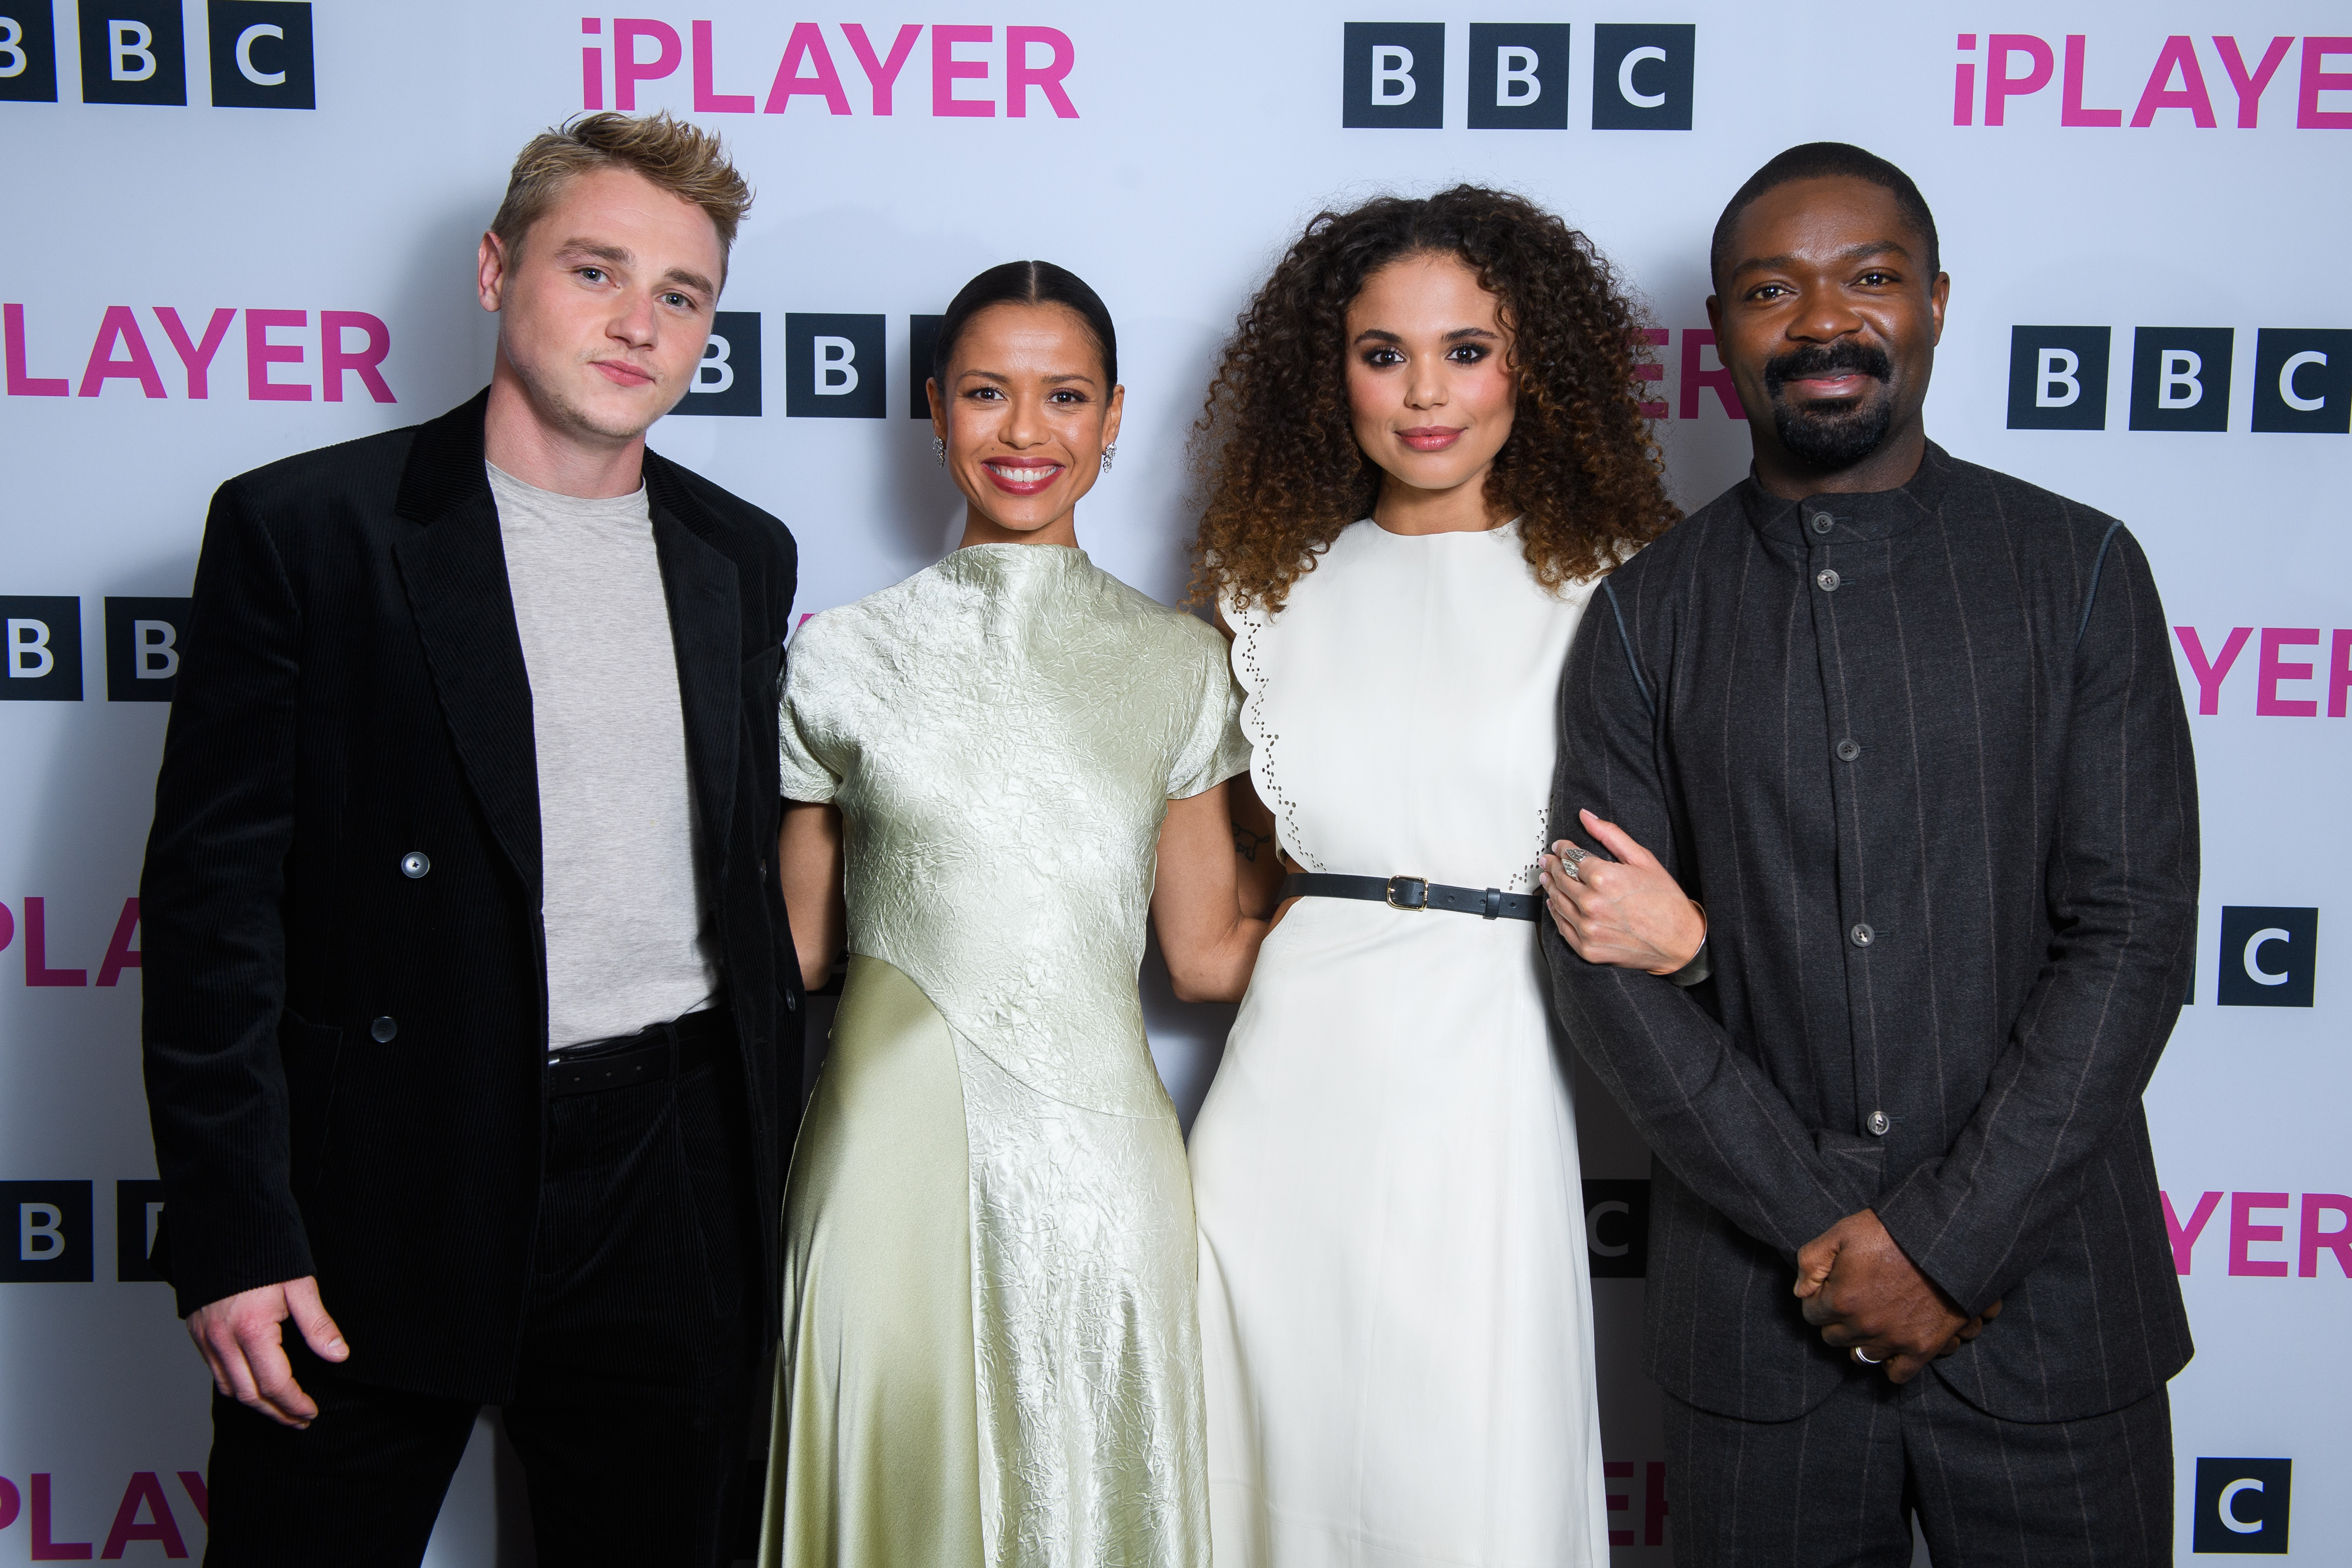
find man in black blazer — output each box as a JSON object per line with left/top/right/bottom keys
{"left": 140, "top": 113, "right": 799, "bottom": 1567}
{"left": 1542, "top": 143, "right": 2196, "bottom": 1564}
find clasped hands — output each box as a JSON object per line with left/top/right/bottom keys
{"left": 1795, "top": 1209, "right": 2002, "bottom": 1382}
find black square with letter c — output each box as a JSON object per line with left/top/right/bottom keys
{"left": 2216, "top": 907, "right": 2317, "bottom": 1008}
{"left": 2193, "top": 1457, "right": 2290, "bottom": 1553}
{"left": 1591, "top": 24, "right": 1693, "bottom": 130}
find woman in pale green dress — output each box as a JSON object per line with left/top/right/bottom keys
{"left": 762, "top": 262, "right": 1272, "bottom": 1568}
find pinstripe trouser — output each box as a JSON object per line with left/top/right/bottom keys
{"left": 1661, "top": 1372, "right": 2171, "bottom": 1567}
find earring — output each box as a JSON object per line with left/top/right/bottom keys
{"left": 933, "top": 435, "right": 946, "bottom": 466}
{"left": 1100, "top": 443, "right": 1117, "bottom": 473}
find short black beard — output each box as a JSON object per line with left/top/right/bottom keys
{"left": 1763, "top": 342, "right": 1896, "bottom": 471}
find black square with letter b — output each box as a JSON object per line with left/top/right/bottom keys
{"left": 671, "top": 310, "right": 763, "bottom": 417}
{"left": 1342, "top": 22, "right": 1443, "bottom": 129}
{"left": 1, "top": 1181, "right": 93, "bottom": 1282}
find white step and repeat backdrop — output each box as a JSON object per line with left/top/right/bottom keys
{"left": 1, "top": 2, "right": 2346, "bottom": 1562}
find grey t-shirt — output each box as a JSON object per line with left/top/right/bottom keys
{"left": 487, "top": 462, "right": 718, "bottom": 1051}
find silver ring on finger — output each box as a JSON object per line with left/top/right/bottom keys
{"left": 1559, "top": 844, "right": 1586, "bottom": 881}
{"left": 1851, "top": 1346, "right": 1883, "bottom": 1366}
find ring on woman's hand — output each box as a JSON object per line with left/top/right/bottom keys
{"left": 1851, "top": 1346, "right": 1883, "bottom": 1366}
{"left": 1558, "top": 843, "right": 1586, "bottom": 881}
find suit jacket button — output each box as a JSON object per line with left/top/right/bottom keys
{"left": 1867, "top": 1109, "right": 1891, "bottom": 1136}
{"left": 1836, "top": 738, "right": 1863, "bottom": 761}
{"left": 1816, "top": 569, "right": 1841, "bottom": 591}
{"left": 370, "top": 1015, "right": 398, "bottom": 1042}
{"left": 400, "top": 851, "right": 430, "bottom": 878}
{"left": 1849, "top": 923, "right": 1875, "bottom": 948}
{"left": 1809, "top": 512, "right": 1834, "bottom": 534}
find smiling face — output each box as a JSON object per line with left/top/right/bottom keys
{"left": 1344, "top": 251, "right": 1518, "bottom": 529}
{"left": 929, "top": 302, "right": 1123, "bottom": 549}
{"left": 478, "top": 165, "right": 724, "bottom": 450}
{"left": 1710, "top": 175, "right": 1947, "bottom": 487}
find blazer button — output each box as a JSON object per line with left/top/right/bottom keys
{"left": 370, "top": 1015, "right": 398, "bottom": 1042}
{"left": 1809, "top": 512, "right": 1834, "bottom": 534}
{"left": 1836, "top": 738, "right": 1863, "bottom": 761}
{"left": 400, "top": 851, "right": 431, "bottom": 879}
{"left": 1815, "top": 569, "right": 1841, "bottom": 591}
{"left": 1867, "top": 1109, "right": 1891, "bottom": 1136}
{"left": 1849, "top": 923, "right": 1875, "bottom": 948}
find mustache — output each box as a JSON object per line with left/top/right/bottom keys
{"left": 1763, "top": 342, "right": 1893, "bottom": 394}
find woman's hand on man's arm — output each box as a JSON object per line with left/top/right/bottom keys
{"left": 1539, "top": 807, "right": 1707, "bottom": 975}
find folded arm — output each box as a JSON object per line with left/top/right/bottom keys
{"left": 1543, "top": 587, "right": 1859, "bottom": 1260}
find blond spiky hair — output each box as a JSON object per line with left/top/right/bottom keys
{"left": 490, "top": 111, "right": 753, "bottom": 272}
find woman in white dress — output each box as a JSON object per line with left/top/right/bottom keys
{"left": 1186, "top": 186, "right": 1705, "bottom": 1567}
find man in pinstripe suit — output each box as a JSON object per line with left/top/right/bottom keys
{"left": 1541, "top": 143, "right": 2196, "bottom": 1564}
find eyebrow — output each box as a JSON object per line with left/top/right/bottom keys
{"left": 1351, "top": 326, "right": 1502, "bottom": 346}
{"left": 956, "top": 367, "right": 1100, "bottom": 387}
{"left": 1733, "top": 239, "right": 1913, "bottom": 277}
{"left": 552, "top": 240, "right": 716, "bottom": 300}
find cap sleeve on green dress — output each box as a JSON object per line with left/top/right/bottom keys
{"left": 777, "top": 626, "right": 841, "bottom": 805}
{"left": 1168, "top": 620, "right": 1252, "bottom": 801}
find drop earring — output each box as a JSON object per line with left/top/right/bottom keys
{"left": 933, "top": 436, "right": 946, "bottom": 466}
{"left": 1100, "top": 443, "right": 1117, "bottom": 473}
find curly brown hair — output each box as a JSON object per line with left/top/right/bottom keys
{"left": 1190, "top": 185, "right": 1679, "bottom": 611}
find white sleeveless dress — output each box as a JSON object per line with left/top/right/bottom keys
{"left": 1190, "top": 519, "right": 1608, "bottom": 1568}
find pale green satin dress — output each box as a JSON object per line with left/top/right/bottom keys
{"left": 761, "top": 543, "right": 1247, "bottom": 1568}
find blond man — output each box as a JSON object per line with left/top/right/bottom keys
{"left": 139, "top": 114, "right": 800, "bottom": 1567}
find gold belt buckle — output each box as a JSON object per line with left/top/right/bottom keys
{"left": 1385, "top": 874, "right": 1429, "bottom": 911}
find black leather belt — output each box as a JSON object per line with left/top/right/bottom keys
{"left": 546, "top": 1005, "right": 729, "bottom": 1098}
{"left": 1281, "top": 872, "right": 1540, "bottom": 923}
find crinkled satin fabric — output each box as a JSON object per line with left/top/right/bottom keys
{"left": 776, "top": 544, "right": 1247, "bottom": 1567}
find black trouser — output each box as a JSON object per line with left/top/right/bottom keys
{"left": 204, "top": 1021, "right": 763, "bottom": 1568}
{"left": 1662, "top": 1370, "right": 2172, "bottom": 1567}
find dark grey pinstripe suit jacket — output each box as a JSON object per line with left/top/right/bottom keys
{"left": 1544, "top": 443, "right": 2197, "bottom": 1426}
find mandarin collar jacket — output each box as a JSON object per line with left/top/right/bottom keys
{"left": 1546, "top": 441, "right": 2199, "bottom": 1425}
{"left": 140, "top": 391, "right": 801, "bottom": 1401}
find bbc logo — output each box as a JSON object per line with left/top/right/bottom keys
{"left": 0, "top": 0, "right": 315, "bottom": 108}
{"left": 0, "top": 596, "right": 189, "bottom": 701}
{"left": 2006, "top": 326, "right": 2351, "bottom": 433}
{"left": 1340, "top": 22, "right": 1695, "bottom": 131}
{"left": 670, "top": 312, "right": 903, "bottom": 420}
{"left": 0, "top": 1181, "right": 168, "bottom": 1283}
{"left": 2193, "top": 1457, "right": 2290, "bottom": 1554}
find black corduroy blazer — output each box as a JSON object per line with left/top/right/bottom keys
{"left": 1545, "top": 443, "right": 2198, "bottom": 1425}
{"left": 139, "top": 390, "right": 802, "bottom": 1402}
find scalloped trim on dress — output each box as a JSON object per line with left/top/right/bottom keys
{"left": 1222, "top": 590, "right": 1325, "bottom": 874}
